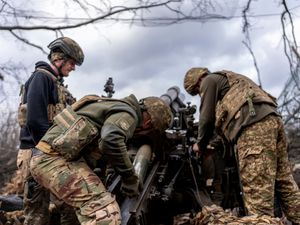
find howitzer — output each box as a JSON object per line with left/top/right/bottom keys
{"left": 106, "top": 86, "right": 244, "bottom": 225}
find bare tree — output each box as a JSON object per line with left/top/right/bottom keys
{"left": 0, "top": 110, "right": 19, "bottom": 188}
{"left": 241, "top": 0, "right": 262, "bottom": 88}
{"left": 0, "top": 1, "right": 297, "bottom": 58}
{"left": 0, "top": 0, "right": 298, "bottom": 82}
{"left": 0, "top": 0, "right": 300, "bottom": 136}
{"left": 0, "top": 0, "right": 240, "bottom": 60}
{"left": 276, "top": 0, "right": 300, "bottom": 157}
{"left": 0, "top": 0, "right": 299, "bottom": 202}
{"left": 0, "top": 62, "right": 26, "bottom": 106}
{"left": 0, "top": 0, "right": 239, "bottom": 84}
{"left": 277, "top": 1, "right": 300, "bottom": 119}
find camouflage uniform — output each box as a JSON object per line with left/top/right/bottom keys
{"left": 30, "top": 95, "right": 172, "bottom": 225}
{"left": 18, "top": 36, "right": 83, "bottom": 225}
{"left": 17, "top": 65, "right": 78, "bottom": 225}
{"left": 184, "top": 68, "right": 300, "bottom": 223}
{"left": 237, "top": 114, "right": 300, "bottom": 221}
{"left": 31, "top": 154, "right": 120, "bottom": 225}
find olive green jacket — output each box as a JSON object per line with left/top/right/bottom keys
{"left": 40, "top": 94, "right": 142, "bottom": 178}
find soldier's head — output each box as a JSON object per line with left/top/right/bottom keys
{"left": 184, "top": 67, "right": 210, "bottom": 96}
{"left": 48, "top": 37, "right": 84, "bottom": 77}
{"left": 138, "top": 97, "right": 172, "bottom": 134}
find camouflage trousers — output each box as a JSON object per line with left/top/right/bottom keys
{"left": 18, "top": 149, "right": 50, "bottom": 225}
{"left": 30, "top": 151, "right": 121, "bottom": 225}
{"left": 17, "top": 149, "right": 80, "bottom": 225}
{"left": 236, "top": 114, "right": 300, "bottom": 224}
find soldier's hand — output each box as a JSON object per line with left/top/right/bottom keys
{"left": 121, "top": 174, "right": 141, "bottom": 198}
{"left": 192, "top": 143, "right": 201, "bottom": 157}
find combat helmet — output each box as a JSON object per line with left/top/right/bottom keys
{"left": 141, "top": 97, "right": 172, "bottom": 132}
{"left": 184, "top": 67, "right": 210, "bottom": 96}
{"left": 48, "top": 37, "right": 84, "bottom": 66}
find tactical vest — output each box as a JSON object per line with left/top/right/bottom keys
{"left": 214, "top": 70, "right": 277, "bottom": 140}
{"left": 37, "top": 95, "right": 139, "bottom": 160}
{"left": 17, "top": 68, "right": 76, "bottom": 127}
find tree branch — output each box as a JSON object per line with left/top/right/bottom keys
{"left": 9, "top": 31, "right": 47, "bottom": 54}
{"left": 241, "top": 0, "right": 262, "bottom": 87}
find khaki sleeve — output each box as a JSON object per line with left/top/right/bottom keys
{"left": 197, "top": 76, "right": 219, "bottom": 148}
{"left": 99, "top": 112, "right": 137, "bottom": 177}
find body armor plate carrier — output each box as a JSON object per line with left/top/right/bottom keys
{"left": 215, "top": 70, "right": 277, "bottom": 140}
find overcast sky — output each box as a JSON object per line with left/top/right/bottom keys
{"left": 1, "top": 0, "right": 300, "bottom": 118}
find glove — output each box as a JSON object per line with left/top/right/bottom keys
{"left": 120, "top": 174, "right": 141, "bottom": 198}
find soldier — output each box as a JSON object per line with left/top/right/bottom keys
{"left": 17, "top": 37, "right": 83, "bottom": 225}
{"left": 183, "top": 68, "right": 300, "bottom": 223}
{"left": 29, "top": 95, "right": 172, "bottom": 225}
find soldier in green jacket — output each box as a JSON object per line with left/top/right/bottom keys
{"left": 30, "top": 94, "right": 172, "bottom": 225}
{"left": 184, "top": 68, "right": 300, "bottom": 224}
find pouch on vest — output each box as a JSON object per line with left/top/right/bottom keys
{"left": 52, "top": 106, "right": 99, "bottom": 160}
{"left": 71, "top": 94, "right": 102, "bottom": 111}
{"left": 215, "top": 101, "right": 228, "bottom": 133}
{"left": 17, "top": 84, "right": 27, "bottom": 127}
{"left": 18, "top": 103, "right": 27, "bottom": 127}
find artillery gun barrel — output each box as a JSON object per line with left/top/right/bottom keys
{"left": 161, "top": 86, "right": 187, "bottom": 114}
{"left": 121, "top": 145, "right": 153, "bottom": 225}
{"left": 133, "top": 144, "right": 152, "bottom": 182}
{"left": 160, "top": 86, "right": 180, "bottom": 106}
{"left": 171, "top": 101, "right": 180, "bottom": 114}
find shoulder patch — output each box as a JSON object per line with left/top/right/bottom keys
{"left": 119, "top": 120, "right": 130, "bottom": 130}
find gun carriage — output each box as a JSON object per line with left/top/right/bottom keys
{"left": 106, "top": 86, "right": 244, "bottom": 225}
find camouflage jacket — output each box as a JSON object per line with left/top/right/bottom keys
{"left": 214, "top": 70, "right": 278, "bottom": 141}
{"left": 197, "top": 71, "right": 278, "bottom": 147}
